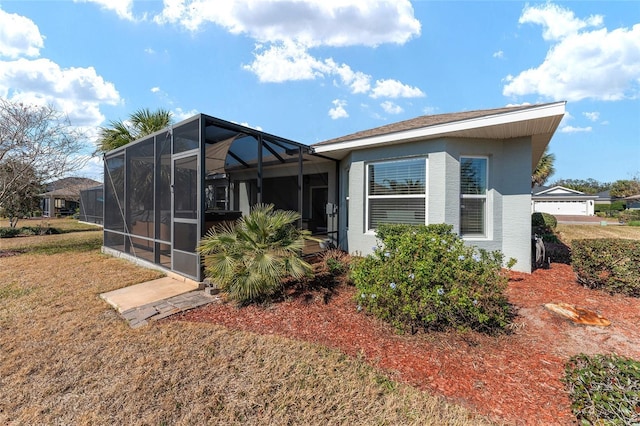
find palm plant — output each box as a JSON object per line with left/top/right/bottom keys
{"left": 532, "top": 147, "right": 555, "bottom": 188}
{"left": 198, "top": 204, "right": 313, "bottom": 304}
{"left": 96, "top": 108, "right": 173, "bottom": 153}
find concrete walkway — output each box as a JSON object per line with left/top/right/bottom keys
{"left": 100, "top": 275, "right": 217, "bottom": 328}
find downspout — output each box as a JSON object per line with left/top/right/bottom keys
{"left": 298, "top": 146, "right": 304, "bottom": 229}
{"left": 257, "top": 135, "right": 263, "bottom": 204}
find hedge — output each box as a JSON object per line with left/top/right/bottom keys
{"left": 532, "top": 212, "right": 557, "bottom": 231}
{"left": 571, "top": 239, "right": 640, "bottom": 297}
{"left": 563, "top": 353, "right": 640, "bottom": 425}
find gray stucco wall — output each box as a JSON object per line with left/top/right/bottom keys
{"left": 340, "top": 136, "right": 533, "bottom": 273}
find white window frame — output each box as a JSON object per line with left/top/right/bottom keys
{"left": 460, "top": 155, "right": 489, "bottom": 239}
{"left": 365, "top": 157, "right": 428, "bottom": 233}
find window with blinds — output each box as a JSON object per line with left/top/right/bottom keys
{"left": 460, "top": 156, "right": 488, "bottom": 237}
{"left": 367, "top": 158, "right": 427, "bottom": 230}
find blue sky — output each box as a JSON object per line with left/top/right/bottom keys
{"left": 0, "top": 0, "right": 638, "bottom": 184}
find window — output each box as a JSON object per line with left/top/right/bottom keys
{"left": 367, "top": 158, "right": 427, "bottom": 230}
{"left": 460, "top": 156, "right": 487, "bottom": 237}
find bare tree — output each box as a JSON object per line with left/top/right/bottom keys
{"left": 0, "top": 160, "right": 42, "bottom": 227}
{"left": 0, "top": 98, "right": 88, "bottom": 217}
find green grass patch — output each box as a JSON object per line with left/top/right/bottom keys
{"left": 628, "top": 220, "right": 640, "bottom": 227}
{"left": 25, "top": 234, "right": 103, "bottom": 255}
{"left": 0, "top": 282, "right": 32, "bottom": 300}
{"left": 0, "top": 218, "right": 101, "bottom": 237}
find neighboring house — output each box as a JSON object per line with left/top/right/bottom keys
{"left": 102, "top": 102, "right": 565, "bottom": 279}
{"left": 595, "top": 189, "right": 616, "bottom": 206}
{"left": 531, "top": 185, "right": 597, "bottom": 216}
{"left": 626, "top": 194, "right": 640, "bottom": 210}
{"left": 40, "top": 177, "right": 102, "bottom": 218}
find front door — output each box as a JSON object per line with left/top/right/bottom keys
{"left": 310, "top": 186, "right": 328, "bottom": 234}
{"left": 172, "top": 152, "right": 200, "bottom": 280}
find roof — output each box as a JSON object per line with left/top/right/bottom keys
{"left": 40, "top": 177, "right": 102, "bottom": 199}
{"left": 532, "top": 185, "right": 598, "bottom": 200}
{"left": 311, "top": 102, "right": 566, "bottom": 169}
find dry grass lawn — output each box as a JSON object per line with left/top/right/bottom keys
{"left": 0, "top": 232, "right": 494, "bottom": 425}
{"left": 0, "top": 217, "right": 102, "bottom": 232}
{"left": 556, "top": 223, "right": 640, "bottom": 245}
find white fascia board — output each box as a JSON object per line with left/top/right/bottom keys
{"left": 536, "top": 185, "right": 585, "bottom": 196}
{"left": 533, "top": 195, "right": 598, "bottom": 201}
{"left": 313, "top": 102, "right": 566, "bottom": 154}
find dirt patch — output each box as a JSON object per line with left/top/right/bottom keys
{"left": 175, "top": 263, "right": 640, "bottom": 425}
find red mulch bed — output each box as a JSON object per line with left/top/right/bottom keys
{"left": 173, "top": 264, "right": 640, "bottom": 425}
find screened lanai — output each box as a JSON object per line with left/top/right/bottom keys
{"left": 102, "top": 114, "right": 338, "bottom": 281}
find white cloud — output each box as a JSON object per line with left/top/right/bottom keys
{"left": 583, "top": 111, "right": 600, "bottom": 122}
{"left": 493, "top": 50, "right": 504, "bottom": 59}
{"left": 328, "top": 99, "right": 348, "bottom": 119}
{"left": 239, "top": 122, "right": 264, "bottom": 131}
{"left": 422, "top": 106, "right": 437, "bottom": 115}
{"left": 73, "top": 0, "right": 136, "bottom": 21}
{"left": 75, "top": 155, "right": 105, "bottom": 181}
{"left": 151, "top": 87, "right": 161, "bottom": 93}
{"left": 504, "top": 4, "right": 640, "bottom": 102}
{"left": 559, "top": 111, "right": 573, "bottom": 127}
{"left": 519, "top": 3, "right": 603, "bottom": 41}
{"left": 0, "top": 8, "right": 121, "bottom": 130}
{"left": 174, "top": 107, "right": 199, "bottom": 122}
{"left": 157, "top": 0, "right": 423, "bottom": 102}
{"left": 244, "top": 42, "right": 422, "bottom": 100}
{"left": 154, "top": 0, "right": 420, "bottom": 47}
{"left": 328, "top": 60, "right": 371, "bottom": 94}
{"left": 0, "top": 58, "right": 120, "bottom": 126}
{"left": 243, "top": 41, "right": 330, "bottom": 82}
{"left": 0, "top": 8, "right": 44, "bottom": 59}
{"left": 380, "top": 100, "right": 403, "bottom": 114}
{"left": 145, "top": 47, "right": 156, "bottom": 55}
{"left": 560, "top": 125, "right": 592, "bottom": 133}
{"left": 370, "top": 79, "right": 425, "bottom": 99}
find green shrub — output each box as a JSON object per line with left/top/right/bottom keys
{"left": 611, "top": 201, "right": 626, "bottom": 211}
{"left": 303, "top": 249, "right": 352, "bottom": 291}
{"left": 532, "top": 212, "right": 557, "bottom": 230}
{"left": 628, "top": 221, "right": 640, "bottom": 227}
{"left": 19, "top": 225, "right": 56, "bottom": 236}
{"left": 619, "top": 210, "right": 640, "bottom": 223}
{"left": 198, "top": 204, "right": 312, "bottom": 304}
{"left": 0, "top": 227, "right": 21, "bottom": 238}
{"left": 571, "top": 239, "right": 640, "bottom": 297}
{"left": 562, "top": 353, "right": 640, "bottom": 425}
{"left": 321, "top": 249, "right": 350, "bottom": 277}
{"left": 595, "top": 201, "right": 625, "bottom": 213}
{"left": 351, "top": 224, "right": 515, "bottom": 334}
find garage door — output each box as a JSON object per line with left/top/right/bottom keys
{"left": 534, "top": 201, "right": 587, "bottom": 215}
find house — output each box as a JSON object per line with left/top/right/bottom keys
{"left": 626, "top": 194, "right": 640, "bottom": 210}
{"left": 102, "top": 102, "right": 565, "bottom": 279}
{"left": 40, "top": 177, "right": 102, "bottom": 218}
{"left": 595, "top": 189, "right": 616, "bottom": 206}
{"left": 314, "top": 102, "right": 565, "bottom": 273}
{"left": 532, "top": 185, "right": 598, "bottom": 216}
